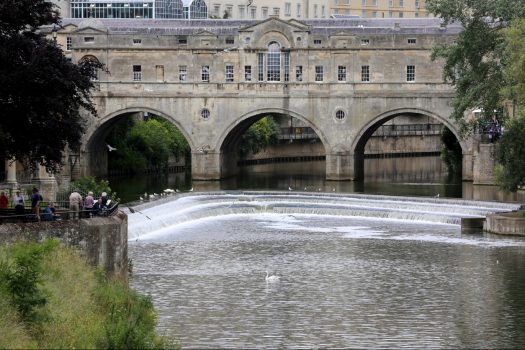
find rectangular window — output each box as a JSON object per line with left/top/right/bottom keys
{"left": 226, "top": 6, "right": 233, "bottom": 17}
{"left": 388, "top": 0, "right": 393, "bottom": 7}
{"left": 407, "top": 65, "right": 415, "bottom": 82}
{"left": 296, "top": 3, "right": 301, "bottom": 17}
{"left": 372, "top": 11, "right": 377, "bottom": 17}
{"left": 361, "top": 9, "right": 366, "bottom": 17}
{"left": 284, "top": 52, "right": 290, "bottom": 82}
{"left": 361, "top": 0, "right": 366, "bottom": 6}
{"left": 133, "top": 38, "right": 142, "bottom": 45}
{"left": 315, "top": 66, "right": 324, "bottom": 82}
{"left": 273, "top": 7, "right": 280, "bottom": 16}
{"left": 372, "top": 0, "right": 378, "bottom": 5}
{"left": 314, "top": 4, "right": 318, "bottom": 17}
{"left": 133, "top": 65, "right": 141, "bottom": 81}
{"left": 262, "top": 7, "right": 268, "bottom": 18}
{"left": 415, "top": 0, "right": 420, "bottom": 8}
{"left": 179, "top": 65, "right": 187, "bottom": 81}
{"left": 321, "top": 5, "right": 326, "bottom": 17}
{"left": 245, "top": 65, "right": 252, "bottom": 81}
{"left": 178, "top": 37, "right": 187, "bottom": 44}
{"left": 225, "top": 64, "right": 234, "bottom": 82}
{"left": 338, "top": 66, "right": 347, "bottom": 81}
{"left": 399, "top": 11, "right": 404, "bottom": 17}
{"left": 314, "top": 39, "right": 322, "bottom": 45}
{"left": 361, "top": 65, "right": 370, "bottom": 82}
{"left": 250, "top": 6, "right": 256, "bottom": 18}
{"left": 66, "top": 36, "right": 72, "bottom": 51}
{"left": 408, "top": 38, "right": 417, "bottom": 44}
{"left": 258, "top": 53, "right": 264, "bottom": 81}
{"left": 285, "top": 2, "right": 291, "bottom": 16}
{"left": 84, "top": 36, "right": 94, "bottom": 43}
{"left": 213, "top": 4, "right": 220, "bottom": 17}
{"left": 238, "top": 5, "right": 245, "bottom": 18}
{"left": 344, "top": 0, "right": 350, "bottom": 4}
{"left": 361, "top": 39, "right": 370, "bottom": 45}
{"left": 201, "top": 65, "right": 210, "bottom": 82}
{"left": 296, "top": 65, "right": 303, "bottom": 82}
{"left": 399, "top": 0, "right": 404, "bottom": 6}
{"left": 226, "top": 38, "right": 235, "bottom": 44}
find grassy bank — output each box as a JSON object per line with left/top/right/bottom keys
{"left": 0, "top": 240, "right": 175, "bottom": 349}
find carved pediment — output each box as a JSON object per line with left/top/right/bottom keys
{"left": 239, "top": 17, "right": 310, "bottom": 33}
{"left": 192, "top": 30, "right": 217, "bottom": 37}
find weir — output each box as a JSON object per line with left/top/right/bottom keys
{"left": 126, "top": 192, "right": 520, "bottom": 240}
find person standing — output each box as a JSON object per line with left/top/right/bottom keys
{"left": 0, "top": 191, "right": 8, "bottom": 209}
{"left": 13, "top": 190, "right": 25, "bottom": 216}
{"left": 84, "top": 191, "right": 95, "bottom": 217}
{"left": 69, "top": 191, "right": 83, "bottom": 219}
{"left": 31, "top": 188, "right": 43, "bottom": 221}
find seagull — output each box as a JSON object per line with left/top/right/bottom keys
{"left": 288, "top": 186, "right": 293, "bottom": 191}
{"left": 434, "top": 193, "right": 440, "bottom": 198}
{"left": 175, "top": 189, "right": 180, "bottom": 193}
{"left": 265, "top": 271, "right": 280, "bottom": 282}
{"left": 139, "top": 196, "right": 143, "bottom": 201}
{"left": 189, "top": 187, "right": 194, "bottom": 192}
{"left": 106, "top": 143, "right": 117, "bottom": 152}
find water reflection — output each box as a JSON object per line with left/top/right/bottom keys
{"left": 111, "top": 157, "right": 525, "bottom": 204}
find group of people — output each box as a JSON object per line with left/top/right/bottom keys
{"left": 69, "top": 190, "right": 109, "bottom": 219}
{"left": 0, "top": 188, "right": 53, "bottom": 221}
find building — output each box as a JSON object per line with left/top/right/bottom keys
{"left": 331, "top": 0, "right": 431, "bottom": 18}
{"left": 205, "top": 0, "right": 331, "bottom": 20}
{"left": 65, "top": 0, "right": 208, "bottom": 19}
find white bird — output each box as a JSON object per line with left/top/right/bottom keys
{"left": 434, "top": 193, "right": 440, "bottom": 198}
{"left": 106, "top": 143, "right": 117, "bottom": 152}
{"left": 288, "top": 186, "right": 293, "bottom": 191}
{"left": 265, "top": 271, "right": 280, "bottom": 282}
{"left": 189, "top": 187, "right": 194, "bottom": 192}
{"left": 175, "top": 189, "right": 180, "bottom": 193}
{"left": 163, "top": 188, "right": 174, "bottom": 194}
{"left": 139, "top": 196, "right": 143, "bottom": 201}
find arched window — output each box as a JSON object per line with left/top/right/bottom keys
{"left": 267, "top": 42, "right": 281, "bottom": 82}
{"left": 79, "top": 55, "right": 100, "bottom": 81}
{"left": 189, "top": 0, "right": 207, "bottom": 19}
{"left": 156, "top": 0, "right": 184, "bottom": 19}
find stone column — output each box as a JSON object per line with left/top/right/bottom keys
{"left": 191, "top": 149, "right": 222, "bottom": 180}
{"left": 5, "top": 159, "right": 18, "bottom": 188}
{"left": 33, "top": 165, "right": 58, "bottom": 202}
{"left": 325, "top": 151, "right": 355, "bottom": 181}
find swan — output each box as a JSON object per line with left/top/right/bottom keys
{"left": 265, "top": 271, "right": 280, "bottom": 282}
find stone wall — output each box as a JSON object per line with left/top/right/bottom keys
{"left": 0, "top": 212, "right": 128, "bottom": 279}
{"left": 485, "top": 211, "right": 525, "bottom": 236}
{"left": 473, "top": 143, "right": 496, "bottom": 185}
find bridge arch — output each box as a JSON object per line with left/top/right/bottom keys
{"left": 350, "top": 107, "right": 471, "bottom": 180}
{"left": 81, "top": 106, "right": 195, "bottom": 177}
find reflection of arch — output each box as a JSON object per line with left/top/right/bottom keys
{"left": 351, "top": 107, "right": 466, "bottom": 153}
{"left": 217, "top": 108, "right": 328, "bottom": 153}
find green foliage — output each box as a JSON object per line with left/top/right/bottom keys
{"left": 72, "top": 176, "right": 116, "bottom": 199}
{"left": 495, "top": 112, "right": 525, "bottom": 191}
{"left": 0, "top": 240, "right": 173, "bottom": 349}
{"left": 0, "top": 0, "right": 105, "bottom": 173}
{"left": 428, "top": 0, "right": 525, "bottom": 134}
{"left": 240, "top": 116, "right": 280, "bottom": 156}
{"left": 0, "top": 240, "right": 58, "bottom": 322}
{"left": 440, "top": 127, "right": 462, "bottom": 174}
{"left": 502, "top": 19, "right": 525, "bottom": 108}
{"left": 107, "top": 116, "right": 189, "bottom": 174}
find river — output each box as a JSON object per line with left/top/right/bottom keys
{"left": 124, "top": 157, "right": 525, "bottom": 348}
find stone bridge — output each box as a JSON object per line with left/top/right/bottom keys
{"left": 54, "top": 16, "right": 475, "bottom": 181}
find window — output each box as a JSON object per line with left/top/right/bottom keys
{"left": 245, "top": 65, "right": 252, "bottom": 81}
{"left": 388, "top": 0, "right": 393, "bottom": 7}
{"left": 179, "top": 65, "right": 187, "bottom": 81}
{"left": 66, "top": 36, "right": 72, "bottom": 51}
{"left": 273, "top": 7, "right": 280, "bottom": 16}
{"left": 84, "top": 36, "right": 94, "bottom": 43}
{"left": 267, "top": 42, "right": 281, "bottom": 82}
{"left": 408, "top": 38, "right": 417, "bottom": 44}
{"left": 226, "top": 5, "right": 233, "bottom": 17}
{"left": 178, "top": 37, "right": 187, "bottom": 44}
{"left": 314, "top": 4, "right": 318, "bottom": 17}
{"left": 407, "top": 65, "right": 415, "bottom": 82}
{"left": 133, "top": 38, "right": 142, "bottom": 45}
{"left": 315, "top": 66, "right": 324, "bottom": 82}
{"left": 336, "top": 110, "right": 346, "bottom": 120}
{"left": 258, "top": 53, "right": 264, "bottom": 81}
{"left": 399, "top": 0, "right": 404, "bottom": 6}
{"left": 415, "top": 0, "right": 420, "bottom": 8}
{"left": 361, "top": 65, "right": 370, "bottom": 82}
{"left": 372, "top": 11, "right": 377, "bottom": 17}
{"left": 372, "top": 0, "right": 378, "bottom": 5}
{"left": 213, "top": 4, "right": 220, "bottom": 17}
{"left": 414, "top": 12, "right": 419, "bottom": 17}
{"left": 133, "top": 65, "right": 141, "bottom": 81}
{"left": 344, "top": 0, "right": 350, "bottom": 4}
{"left": 361, "top": 9, "right": 366, "bottom": 17}
{"left": 238, "top": 5, "right": 245, "bottom": 18}
{"left": 250, "top": 6, "right": 256, "bottom": 18}
{"left": 296, "top": 65, "right": 303, "bottom": 81}
{"left": 225, "top": 64, "right": 234, "bottom": 82}
{"left": 284, "top": 52, "right": 290, "bottom": 82}
{"left": 201, "top": 108, "right": 210, "bottom": 119}
{"left": 285, "top": 2, "right": 291, "bottom": 16}
{"left": 321, "top": 5, "right": 326, "bottom": 17}
{"left": 361, "top": 0, "right": 366, "bottom": 5}
{"left": 361, "top": 39, "right": 370, "bottom": 45}
{"left": 262, "top": 7, "right": 268, "bottom": 18}
{"left": 314, "top": 39, "right": 322, "bottom": 45}
{"left": 296, "top": 3, "right": 301, "bottom": 17}
{"left": 226, "top": 37, "right": 234, "bottom": 44}
{"left": 338, "top": 66, "right": 347, "bottom": 81}
{"left": 201, "top": 65, "right": 210, "bottom": 82}
{"left": 399, "top": 11, "right": 404, "bottom": 17}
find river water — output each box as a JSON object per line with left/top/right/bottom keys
{"left": 127, "top": 191, "right": 525, "bottom": 349}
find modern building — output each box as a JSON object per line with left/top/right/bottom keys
{"left": 331, "top": 0, "right": 431, "bottom": 18}
{"left": 64, "top": 0, "right": 207, "bottom": 19}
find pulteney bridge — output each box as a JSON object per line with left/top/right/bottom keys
{"left": 54, "top": 16, "right": 475, "bottom": 181}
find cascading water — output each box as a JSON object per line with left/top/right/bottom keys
{"left": 126, "top": 191, "right": 520, "bottom": 240}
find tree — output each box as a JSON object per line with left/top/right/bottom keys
{"left": 239, "top": 116, "right": 280, "bottom": 156}
{"left": 428, "top": 0, "right": 525, "bottom": 133}
{"left": 0, "top": 0, "right": 103, "bottom": 173}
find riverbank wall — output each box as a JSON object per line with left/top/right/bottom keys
{"left": 485, "top": 211, "right": 525, "bottom": 236}
{"left": 0, "top": 211, "right": 128, "bottom": 279}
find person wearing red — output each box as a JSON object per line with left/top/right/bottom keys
{"left": 0, "top": 191, "right": 8, "bottom": 209}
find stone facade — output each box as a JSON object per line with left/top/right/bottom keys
{"left": 47, "top": 17, "right": 475, "bottom": 181}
